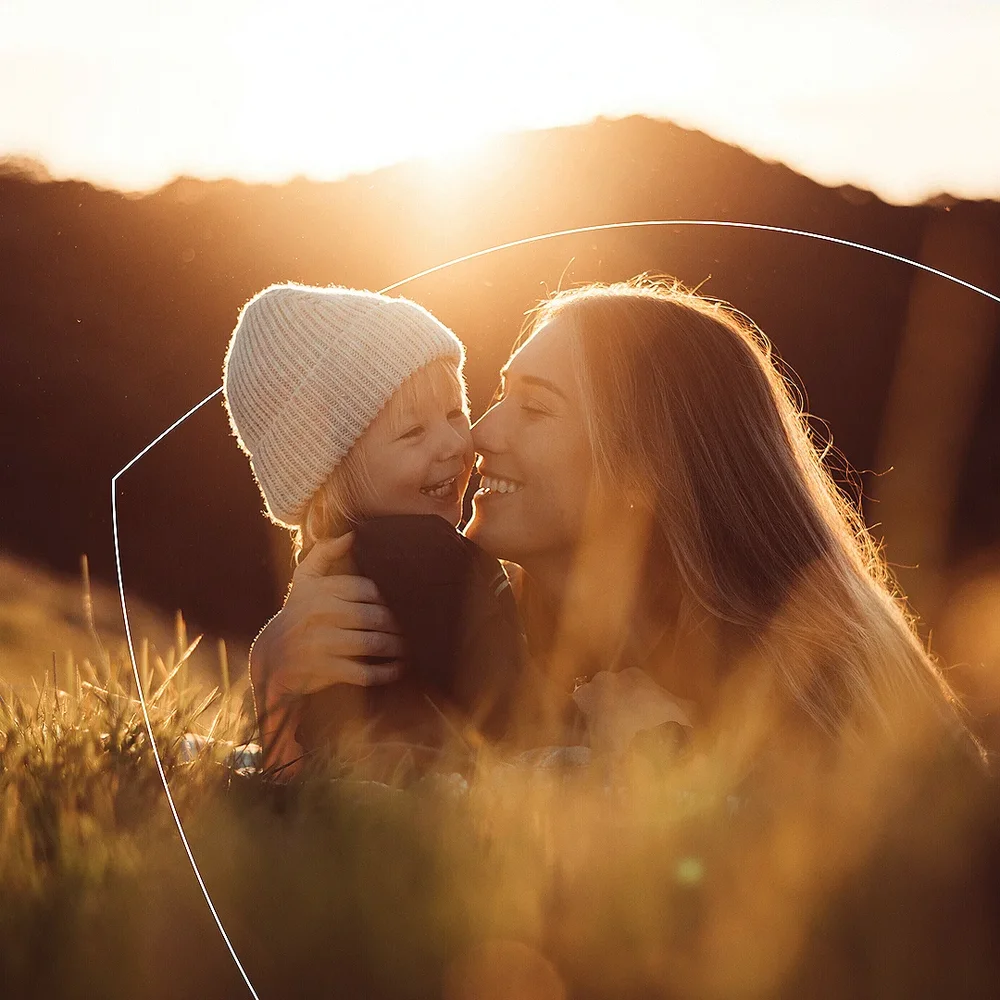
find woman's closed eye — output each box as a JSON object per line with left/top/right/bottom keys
{"left": 519, "top": 398, "right": 551, "bottom": 418}
{"left": 492, "top": 384, "right": 550, "bottom": 417}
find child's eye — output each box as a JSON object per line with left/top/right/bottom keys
{"left": 399, "top": 425, "right": 425, "bottom": 441}
{"left": 447, "top": 408, "right": 467, "bottom": 421}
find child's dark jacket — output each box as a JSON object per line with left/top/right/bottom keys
{"left": 295, "top": 515, "right": 528, "bottom": 754}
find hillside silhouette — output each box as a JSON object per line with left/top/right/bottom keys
{"left": 2, "top": 115, "right": 998, "bottom": 647}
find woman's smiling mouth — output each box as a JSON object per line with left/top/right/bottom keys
{"left": 477, "top": 475, "right": 524, "bottom": 496}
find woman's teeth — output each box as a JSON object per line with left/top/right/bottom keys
{"left": 479, "top": 476, "right": 523, "bottom": 495}
{"left": 421, "top": 476, "right": 457, "bottom": 498}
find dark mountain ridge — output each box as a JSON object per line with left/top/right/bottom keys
{"left": 2, "top": 115, "right": 998, "bottom": 642}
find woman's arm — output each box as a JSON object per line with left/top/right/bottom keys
{"left": 249, "top": 532, "right": 404, "bottom": 776}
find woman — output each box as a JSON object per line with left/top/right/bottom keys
{"left": 251, "top": 277, "right": 979, "bottom": 774}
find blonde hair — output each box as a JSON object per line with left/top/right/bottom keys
{"left": 292, "top": 358, "right": 468, "bottom": 564}
{"left": 527, "top": 277, "right": 976, "bottom": 752}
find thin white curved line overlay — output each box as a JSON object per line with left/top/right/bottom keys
{"left": 112, "top": 218, "right": 1000, "bottom": 998}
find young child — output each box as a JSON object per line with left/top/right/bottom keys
{"left": 222, "top": 283, "right": 527, "bottom": 777}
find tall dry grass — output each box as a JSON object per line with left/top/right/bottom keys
{"left": 1, "top": 558, "right": 999, "bottom": 999}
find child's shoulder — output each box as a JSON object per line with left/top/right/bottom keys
{"left": 351, "top": 516, "right": 524, "bottom": 599}
{"left": 353, "top": 515, "right": 466, "bottom": 570}
{"left": 352, "top": 514, "right": 491, "bottom": 580}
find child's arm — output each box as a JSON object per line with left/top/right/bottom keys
{"left": 249, "top": 532, "right": 404, "bottom": 777}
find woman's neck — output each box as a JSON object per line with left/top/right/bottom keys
{"left": 519, "top": 518, "right": 676, "bottom": 683}
{"left": 518, "top": 540, "right": 726, "bottom": 716}
{"left": 516, "top": 551, "right": 574, "bottom": 612}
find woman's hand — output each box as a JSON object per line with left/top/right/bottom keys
{"left": 249, "top": 531, "right": 404, "bottom": 775}
{"left": 571, "top": 667, "right": 695, "bottom": 754}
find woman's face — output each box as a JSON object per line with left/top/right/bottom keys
{"left": 465, "top": 314, "right": 594, "bottom": 568}
{"left": 352, "top": 363, "right": 474, "bottom": 527}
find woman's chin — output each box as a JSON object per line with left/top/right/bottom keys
{"left": 464, "top": 504, "right": 507, "bottom": 556}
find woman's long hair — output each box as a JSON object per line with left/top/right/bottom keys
{"left": 528, "top": 277, "right": 975, "bottom": 752}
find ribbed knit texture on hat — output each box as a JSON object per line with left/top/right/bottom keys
{"left": 222, "top": 283, "right": 465, "bottom": 528}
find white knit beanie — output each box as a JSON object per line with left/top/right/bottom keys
{"left": 222, "top": 283, "right": 465, "bottom": 528}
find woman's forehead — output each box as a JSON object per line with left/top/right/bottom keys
{"left": 505, "top": 314, "right": 577, "bottom": 382}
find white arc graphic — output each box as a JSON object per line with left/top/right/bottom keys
{"left": 112, "top": 219, "right": 1000, "bottom": 997}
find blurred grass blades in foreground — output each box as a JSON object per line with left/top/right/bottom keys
{"left": 1, "top": 554, "right": 999, "bottom": 998}
{"left": 3, "top": 658, "right": 999, "bottom": 998}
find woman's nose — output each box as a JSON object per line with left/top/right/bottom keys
{"left": 471, "top": 401, "right": 506, "bottom": 456}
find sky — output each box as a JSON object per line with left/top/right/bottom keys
{"left": 2, "top": 0, "right": 999, "bottom": 204}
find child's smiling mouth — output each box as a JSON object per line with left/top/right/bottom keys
{"left": 420, "top": 475, "right": 460, "bottom": 499}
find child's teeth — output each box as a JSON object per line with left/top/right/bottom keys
{"left": 422, "top": 476, "right": 456, "bottom": 497}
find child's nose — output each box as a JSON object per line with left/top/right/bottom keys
{"left": 437, "top": 420, "right": 471, "bottom": 461}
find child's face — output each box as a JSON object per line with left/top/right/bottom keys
{"left": 352, "top": 361, "right": 474, "bottom": 527}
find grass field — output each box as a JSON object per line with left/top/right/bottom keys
{"left": 0, "top": 553, "right": 251, "bottom": 700}
{"left": 2, "top": 556, "right": 1000, "bottom": 999}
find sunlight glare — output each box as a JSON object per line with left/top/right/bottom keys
{"left": 1, "top": 0, "right": 997, "bottom": 200}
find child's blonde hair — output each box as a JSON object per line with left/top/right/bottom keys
{"left": 292, "top": 358, "right": 468, "bottom": 564}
